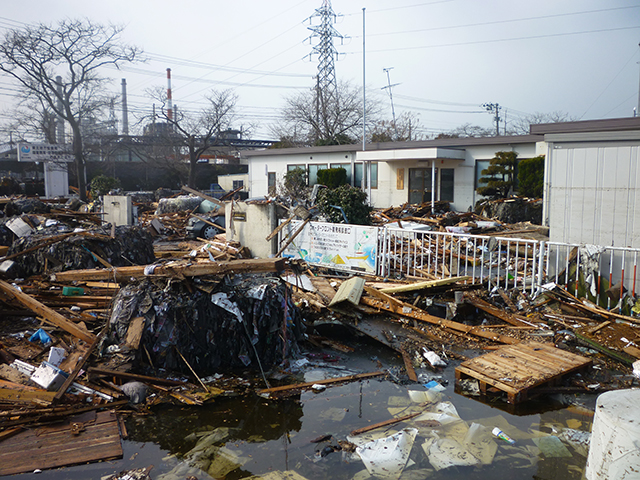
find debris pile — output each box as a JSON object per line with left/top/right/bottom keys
{"left": 103, "top": 274, "right": 305, "bottom": 375}
{"left": 6, "top": 225, "right": 155, "bottom": 277}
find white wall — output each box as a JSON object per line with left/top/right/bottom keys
{"left": 246, "top": 141, "right": 540, "bottom": 212}
{"left": 544, "top": 142, "right": 640, "bottom": 247}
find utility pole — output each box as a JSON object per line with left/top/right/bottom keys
{"left": 382, "top": 67, "right": 400, "bottom": 140}
{"left": 483, "top": 102, "right": 501, "bottom": 136}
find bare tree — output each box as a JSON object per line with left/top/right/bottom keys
{"left": 0, "top": 19, "right": 141, "bottom": 201}
{"left": 369, "top": 111, "right": 427, "bottom": 142}
{"left": 146, "top": 87, "right": 240, "bottom": 188}
{"left": 438, "top": 123, "right": 494, "bottom": 139}
{"left": 510, "top": 111, "right": 577, "bottom": 135}
{"left": 273, "top": 80, "right": 381, "bottom": 147}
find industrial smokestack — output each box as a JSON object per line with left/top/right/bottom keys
{"left": 166, "top": 68, "right": 173, "bottom": 121}
{"left": 121, "top": 78, "right": 129, "bottom": 135}
{"left": 55, "top": 75, "right": 64, "bottom": 144}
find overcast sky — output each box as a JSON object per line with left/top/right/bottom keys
{"left": 0, "top": 0, "right": 639, "bottom": 139}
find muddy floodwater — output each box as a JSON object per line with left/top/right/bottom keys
{"left": 3, "top": 336, "right": 595, "bottom": 480}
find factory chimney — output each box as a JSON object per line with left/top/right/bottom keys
{"left": 121, "top": 79, "right": 129, "bottom": 135}
{"left": 166, "top": 68, "right": 173, "bottom": 121}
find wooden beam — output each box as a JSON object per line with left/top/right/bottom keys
{"left": 276, "top": 218, "right": 311, "bottom": 257}
{"left": 0, "top": 280, "right": 95, "bottom": 343}
{"left": 87, "top": 367, "right": 190, "bottom": 386}
{"left": 50, "top": 258, "right": 286, "bottom": 282}
{"left": 350, "top": 411, "right": 422, "bottom": 436}
{"left": 377, "top": 276, "right": 470, "bottom": 294}
{"left": 256, "top": 371, "right": 384, "bottom": 396}
{"left": 181, "top": 185, "right": 223, "bottom": 206}
{"left": 362, "top": 287, "right": 517, "bottom": 345}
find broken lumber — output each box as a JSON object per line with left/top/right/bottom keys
{"left": 50, "top": 258, "right": 286, "bottom": 282}
{"left": 87, "top": 367, "right": 190, "bottom": 387}
{"left": 276, "top": 217, "right": 311, "bottom": 257}
{"left": 256, "top": 371, "right": 384, "bottom": 396}
{"left": 465, "top": 294, "right": 536, "bottom": 328}
{"left": 181, "top": 185, "right": 223, "bottom": 206}
{"left": 350, "top": 411, "right": 422, "bottom": 436}
{"left": 361, "top": 287, "right": 518, "bottom": 345}
{"left": 0, "top": 280, "right": 95, "bottom": 343}
{"left": 377, "top": 276, "right": 470, "bottom": 294}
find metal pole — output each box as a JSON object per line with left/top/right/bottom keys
{"left": 362, "top": 8, "right": 366, "bottom": 152}
{"left": 431, "top": 160, "right": 435, "bottom": 214}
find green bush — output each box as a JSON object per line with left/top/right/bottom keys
{"left": 317, "top": 184, "right": 372, "bottom": 225}
{"left": 517, "top": 155, "right": 545, "bottom": 198}
{"left": 89, "top": 174, "right": 120, "bottom": 198}
{"left": 317, "top": 167, "right": 348, "bottom": 188}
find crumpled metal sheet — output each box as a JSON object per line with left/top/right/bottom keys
{"left": 105, "top": 274, "right": 305, "bottom": 375}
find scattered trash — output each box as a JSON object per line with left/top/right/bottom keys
{"left": 356, "top": 428, "right": 418, "bottom": 478}
{"left": 492, "top": 427, "right": 516, "bottom": 445}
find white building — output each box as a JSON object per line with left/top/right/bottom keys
{"left": 242, "top": 117, "right": 640, "bottom": 248}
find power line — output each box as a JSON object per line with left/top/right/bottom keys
{"left": 345, "top": 25, "right": 640, "bottom": 55}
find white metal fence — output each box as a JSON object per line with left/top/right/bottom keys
{"left": 377, "top": 227, "right": 639, "bottom": 302}
{"left": 280, "top": 220, "right": 640, "bottom": 302}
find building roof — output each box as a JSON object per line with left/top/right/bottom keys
{"left": 530, "top": 117, "right": 640, "bottom": 135}
{"left": 241, "top": 134, "right": 544, "bottom": 158}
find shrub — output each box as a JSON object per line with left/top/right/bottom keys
{"left": 517, "top": 155, "right": 545, "bottom": 198}
{"left": 317, "top": 167, "right": 348, "bottom": 188}
{"left": 317, "top": 184, "right": 372, "bottom": 225}
{"left": 89, "top": 174, "right": 120, "bottom": 198}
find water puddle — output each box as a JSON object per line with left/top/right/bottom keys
{"left": 4, "top": 338, "right": 594, "bottom": 480}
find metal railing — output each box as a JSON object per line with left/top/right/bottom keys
{"left": 379, "top": 227, "right": 540, "bottom": 295}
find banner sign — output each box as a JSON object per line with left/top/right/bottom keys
{"left": 282, "top": 220, "right": 378, "bottom": 273}
{"left": 18, "top": 143, "right": 74, "bottom": 163}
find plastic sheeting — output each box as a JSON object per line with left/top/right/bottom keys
{"left": 105, "top": 274, "right": 305, "bottom": 375}
{"left": 8, "top": 225, "right": 155, "bottom": 277}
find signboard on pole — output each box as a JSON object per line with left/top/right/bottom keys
{"left": 18, "top": 143, "right": 74, "bottom": 163}
{"left": 282, "top": 220, "right": 378, "bottom": 274}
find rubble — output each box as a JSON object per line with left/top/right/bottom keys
{"left": 0, "top": 189, "right": 637, "bottom": 478}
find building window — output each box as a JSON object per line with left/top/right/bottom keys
{"left": 440, "top": 168, "right": 454, "bottom": 202}
{"left": 308, "top": 164, "right": 327, "bottom": 186}
{"left": 232, "top": 180, "right": 244, "bottom": 190}
{"left": 355, "top": 162, "right": 378, "bottom": 189}
{"left": 267, "top": 172, "right": 276, "bottom": 195}
{"left": 330, "top": 163, "right": 352, "bottom": 183}
{"left": 475, "top": 159, "right": 490, "bottom": 190}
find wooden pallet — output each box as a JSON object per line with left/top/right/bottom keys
{"left": 455, "top": 341, "right": 592, "bottom": 404}
{"left": 0, "top": 410, "right": 122, "bottom": 476}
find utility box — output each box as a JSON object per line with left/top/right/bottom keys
{"left": 225, "top": 201, "right": 277, "bottom": 258}
{"left": 103, "top": 195, "right": 133, "bottom": 226}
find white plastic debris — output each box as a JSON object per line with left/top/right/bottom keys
{"left": 423, "top": 436, "right": 481, "bottom": 471}
{"left": 31, "top": 362, "right": 68, "bottom": 391}
{"left": 47, "top": 346, "right": 67, "bottom": 367}
{"left": 356, "top": 428, "right": 418, "bottom": 478}
{"left": 211, "top": 292, "right": 244, "bottom": 323}
{"left": 311, "top": 384, "right": 327, "bottom": 392}
{"left": 422, "top": 348, "right": 447, "bottom": 367}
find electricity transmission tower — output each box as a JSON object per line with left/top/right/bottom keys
{"left": 306, "top": 0, "right": 344, "bottom": 140}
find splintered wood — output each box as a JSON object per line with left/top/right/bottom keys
{"left": 455, "top": 342, "right": 592, "bottom": 404}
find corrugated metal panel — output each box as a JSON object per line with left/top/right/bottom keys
{"left": 548, "top": 144, "right": 640, "bottom": 248}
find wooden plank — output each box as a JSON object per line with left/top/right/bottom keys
{"left": 329, "top": 276, "right": 365, "bottom": 307}
{"left": 181, "top": 185, "right": 223, "bottom": 206}
{"left": 377, "top": 276, "right": 470, "bottom": 294}
{"left": 0, "top": 411, "right": 122, "bottom": 476}
{"left": 256, "top": 371, "right": 384, "bottom": 396}
{"left": 361, "top": 288, "right": 518, "bottom": 345}
{"left": 350, "top": 411, "right": 422, "bottom": 436}
{"left": 0, "top": 280, "right": 95, "bottom": 343}
{"left": 88, "top": 367, "right": 189, "bottom": 386}
{"left": 124, "top": 316, "right": 145, "bottom": 350}
{"left": 51, "top": 258, "right": 286, "bottom": 283}
{"left": 0, "top": 387, "right": 56, "bottom": 405}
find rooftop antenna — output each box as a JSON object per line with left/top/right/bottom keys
{"left": 382, "top": 67, "right": 400, "bottom": 140}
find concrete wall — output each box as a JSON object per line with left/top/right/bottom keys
{"left": 544, "top": 141, "right": 640, "bottom": 247}
{"left": 225, "top": 201, "right": 278, "bottom": 258}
